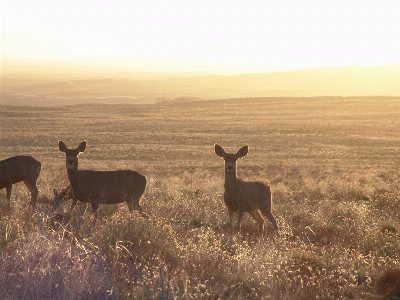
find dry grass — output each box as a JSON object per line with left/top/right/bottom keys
{"left": 1, "top": 97, "right": 400, "bottom": 299}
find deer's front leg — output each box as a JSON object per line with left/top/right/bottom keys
{"left": 5, "top": 182, "right": 12, "bottom": 203}
{"left": 70, "top": 197, "right": 78, "bottom": 211}
{"left": 228, "top": 208, "right": 235, "bottom": 237}
{"left": 91, "top": 201, "right": 100, "bottom": 227}
{"left": 236, "top": 209, "right": 244, "bottom": 236}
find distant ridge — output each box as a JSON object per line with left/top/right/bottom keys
{"left": 1, "top": 64, "right": 399, "bottom": 105}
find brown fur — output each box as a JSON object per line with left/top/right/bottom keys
{"left": 215, "top": 144, "right": 278, "bottom": 240}
{"left": 58, "top": 141, "right": 147, "bottom": 223}
{"left": 0, "top": 156, "right": 41, "bottom": 206}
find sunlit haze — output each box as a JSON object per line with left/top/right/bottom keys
{"left": 1, "top": 1, "right": 399, "bottom": 75}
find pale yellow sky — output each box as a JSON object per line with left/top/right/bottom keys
{"left": 1, "top": 1, "right": 399, "bottom": 75}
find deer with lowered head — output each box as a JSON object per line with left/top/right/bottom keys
{"left": 215, "top": 144, "right": 278, "bottom": 240}
{"left": 52, "top": 184, "right": 74, "bottom": 211}
{"left": 58, "top": 140, "right": 147, "bottom": 224}
{"left": 0, "top": 156, "right": 41, "bottom": 206}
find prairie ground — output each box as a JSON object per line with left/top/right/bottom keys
{"left": 1, "top": 97, "right": 400, "bottom": 299}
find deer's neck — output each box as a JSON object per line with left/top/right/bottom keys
{"left": 224, "top": 171, "right": 238, "bottom": 190}
{"left": 66, "top": 168, "right": 79, "bottom": 185}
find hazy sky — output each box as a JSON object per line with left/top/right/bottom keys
{"left": 1, "top": 1, "right": 399, "bottom": 75}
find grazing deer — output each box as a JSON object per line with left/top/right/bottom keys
{"left": 52, "top": 185, "right": 74, "bottom": 211}
{"left": 0, "top": 156, "right": 41, "bottom": 206}
{"left": 58, "top": 140, "right": 147, "bottom": 223}
{"left": 215, "top": 144, "right": 278, "bottom": 240}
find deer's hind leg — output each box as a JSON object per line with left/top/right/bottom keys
{"left": 249, "top": 209, "right": 265, "bottom": 241}
{"left": 127, "top": 194, "right": 145, "bottom": 216}
{"left": 260, "top": 208, "right": 278, "bottom": 230}
{"left": 23, "top": 179, "right": 38, "bottom": 207}
{"left": 126, "top": 197, "right": 135, "bottom": 213}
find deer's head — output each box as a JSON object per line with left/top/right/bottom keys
{"left": 52, "top": 187, "right": 63, "bottom": 211}
{"left": 59, "top": 140, "right": 86, "bottom": 170}
{"left": 215, "top": 144, "right": 248, "bottom": 174}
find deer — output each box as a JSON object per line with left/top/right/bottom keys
{"left": 0, "top": 156, "right": 41, "bottom": 206}
{"left": 52, "top": 184, "right": 74, "bottom": 211}
{"left": 58, "top": 140, "right": 147, "bottom": 224}
{"left": 214, "top": 144, "right": 278, "bottom": 241}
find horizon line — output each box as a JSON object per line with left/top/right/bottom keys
{"left": 1, "top": 63, "right": 400, "bottom": 79}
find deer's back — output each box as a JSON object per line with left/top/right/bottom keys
{"left": 0, "top": 156, "right": 41, "bottom": 186}
{"left": 224, "top": 179, "right": 271, "bottom": 212}
{"left": 70, "top": 169, "right": 146, "bottom": 203}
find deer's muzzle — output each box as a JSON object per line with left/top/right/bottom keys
{"left": 66, "top": 159, "right": 75, "bottom": 169}
{"left": 226, "top": 163, "right": 234, "bottom": 171}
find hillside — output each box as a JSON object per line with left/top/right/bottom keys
{"left": 1, "top": 64, "right": 399, "bottom": 106}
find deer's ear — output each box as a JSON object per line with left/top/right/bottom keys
{"left": 215, "top": 144, "right": 226, "bottom": 158}
{"left": 236, "top": 145, "right": 248, "bottom": 158}
{"left": 59, "top": 141, "right": 67, "bottom": 152}
{"left": 77, "top": 141, "right": 86, "bottom": 153}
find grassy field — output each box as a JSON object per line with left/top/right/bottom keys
{"left": 1, "top": 97, "right": 400, "bottom": 299}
